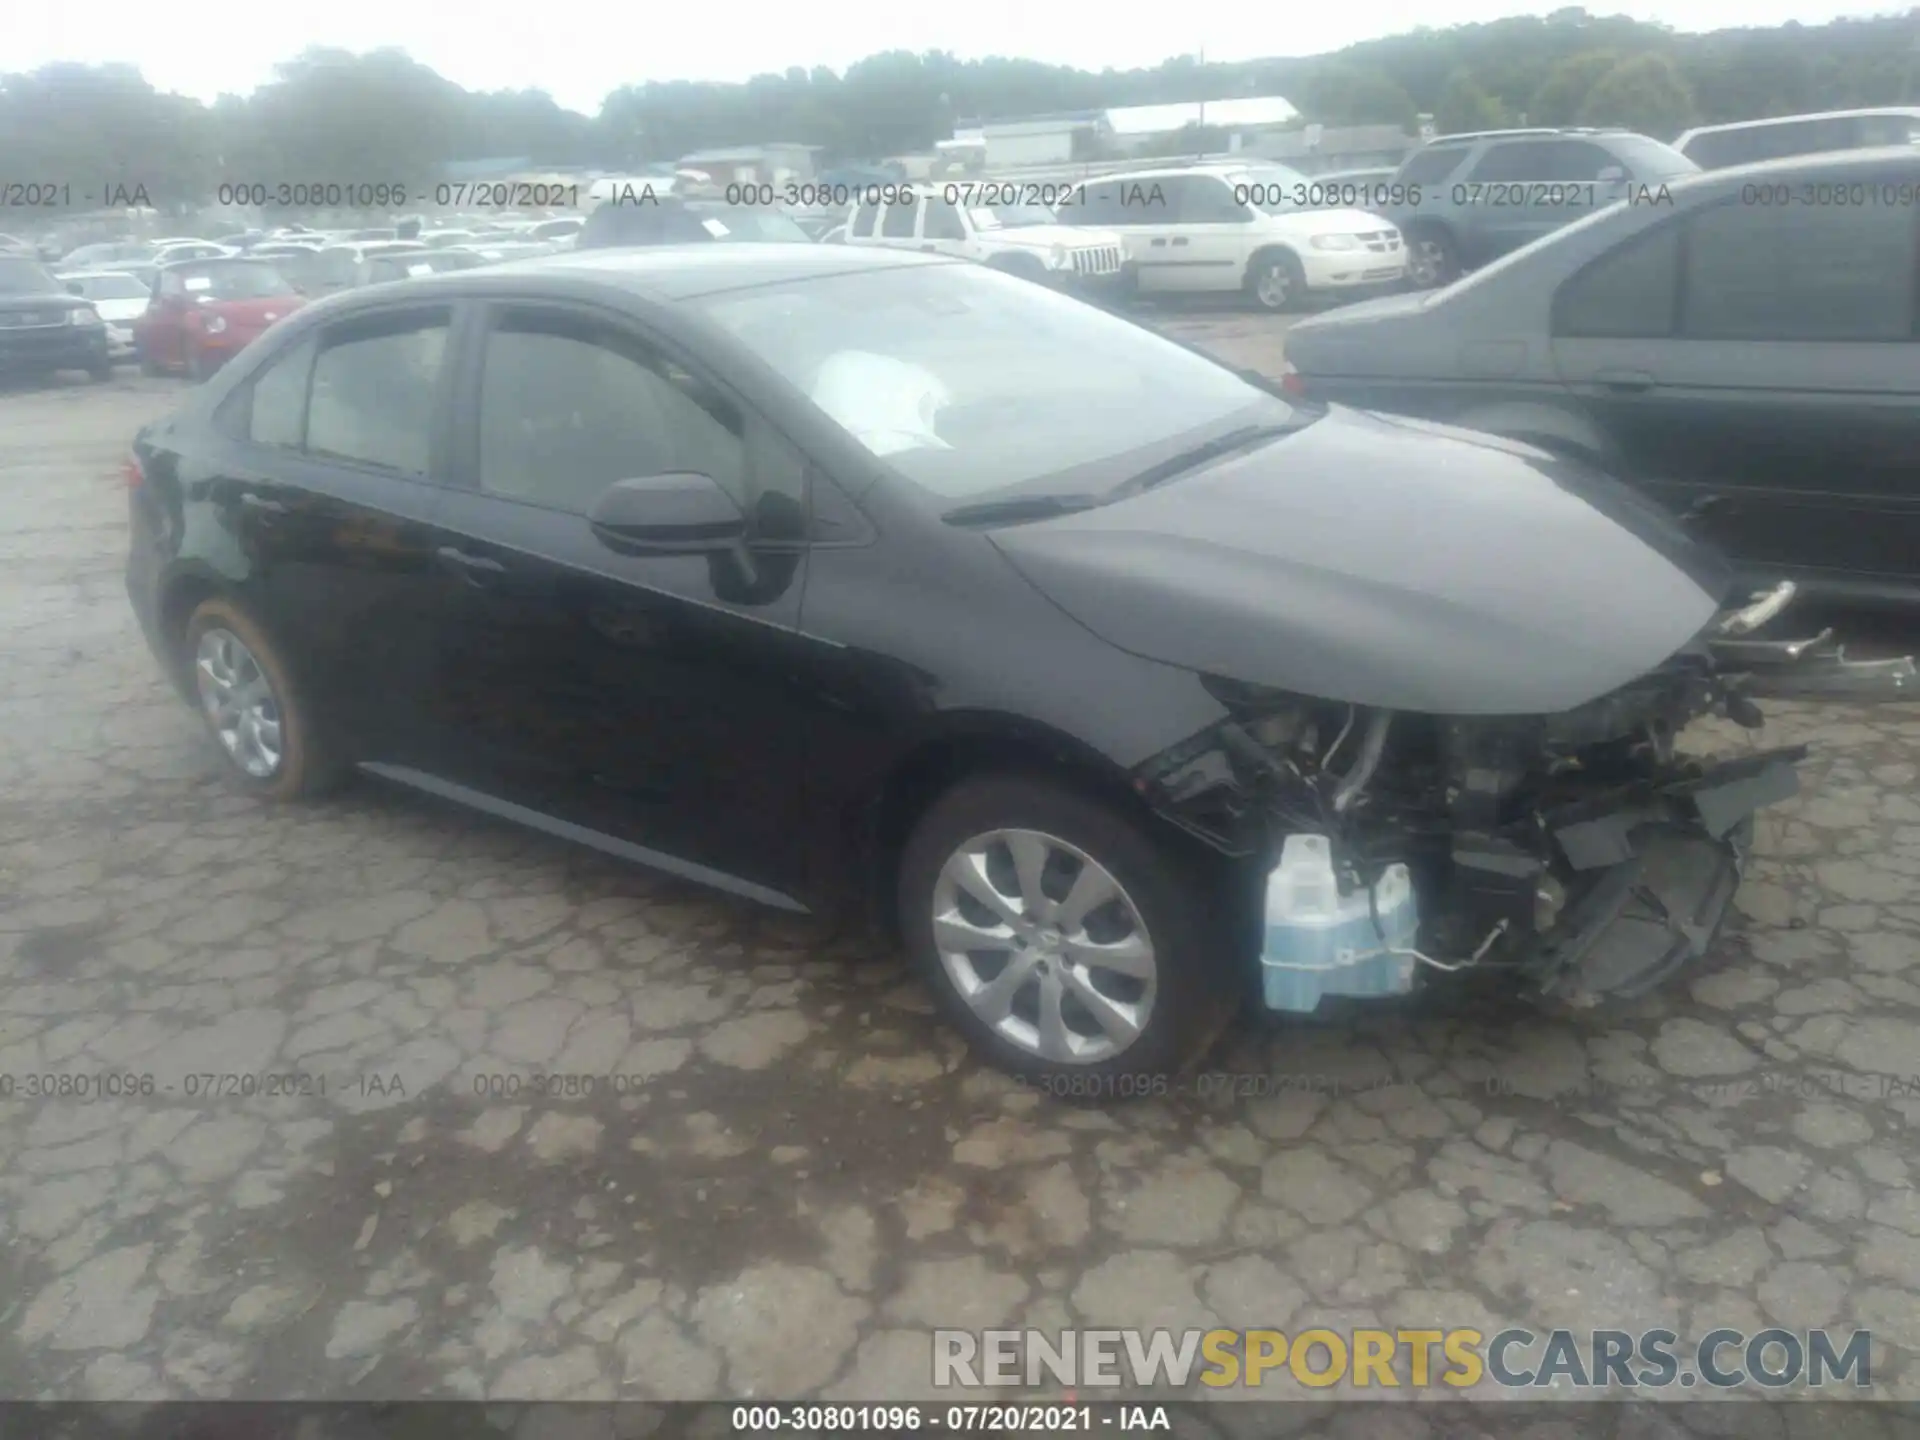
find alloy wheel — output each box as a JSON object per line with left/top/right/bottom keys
{"left": 929, "top": 828, "right": 1158, "bottom": 1065}
{"left": 1254, "top": 263, "right": 1293, "bottom": 310}
{"left": 1409, "top": 238, "right": 1447, "bottom": 288}
{"left": 194, "top": 627, "right": 283, "bottom": 778}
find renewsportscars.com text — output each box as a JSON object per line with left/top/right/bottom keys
{"left": 934, "top": 1327, "right": 1873, "bottom": 1391}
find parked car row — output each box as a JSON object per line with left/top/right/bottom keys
{"left": 15, "top": 230, "right": 568, "bottom": 385}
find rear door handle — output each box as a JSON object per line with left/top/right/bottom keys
{"left": 1595, "top": 369, "right": 1656, "bottom": 394}
{"left": 436, "top": 546, "right": 507, "bottom": 579}
{"left": 1171, "top": 237, "right": 1190, "bottom": 247}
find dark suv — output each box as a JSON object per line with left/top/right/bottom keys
{"left": 1384, "top": 128, "right": 1699, "bottom": 287}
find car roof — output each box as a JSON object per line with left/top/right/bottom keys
{"left": 158, "top": 254, "right": 281, "bottom": 270}
{"left": 311, "top": 243, "right": 952, "bottom": 304}
{"left": 57, "top": 268, "right": 143, "bottom": 280}
{"left": 1674, "top": 106, "right": 1920, "bottom": 144}
{"left": 1655, "top": 142, "right": 1920, "bottom": 197}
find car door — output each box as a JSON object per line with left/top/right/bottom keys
{"left": 413, "top": 299, "right": 817, "bottom": 901}
{"left": 919, "top": 195, "right": 972, "bottom": 259}
{"left": 1550, "top": 174, "right": 1920, "bottom": 590}
{"left": 1168, "top": 173, "right": 1261, "bottom": 292}
{"left": 190, "top": 305, "right": 456, "bottom": 764}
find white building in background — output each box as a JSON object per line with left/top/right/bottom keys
{"left": 950, "top": 113, "right": 1106, "bottom": 169}
{"left": 1103, "top": 96, "right": 1301, "bottom": 154}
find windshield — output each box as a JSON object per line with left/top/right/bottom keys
{"left": 974, "top": 203, "right": 1056, "bottom": 229}
{"left": 65, "top": 273, "right": 149, "bottom": 301}
{"left": 176, "top": 263, "right": 296, "bottom": 299}
{"left": 696, "top": 263, "right": 1291, "bottom": 500}
{"left": 0, "top": 258, "right": 60, "bottom": 294}
{"left": 1231, "top": 165, "right": 1316, "bottom": 212}
{"left": 1604, "top": 135, "right": 1700, "bottom": 180}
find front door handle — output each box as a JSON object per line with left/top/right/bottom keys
{"left": 240, "top": 493, "right": 288, "bottom": 515}
{"left": 1595, "top": 369, "right": 1655, "bottom": 394}
{"left": 1170, "top": 236, "right": 1190, "bottom": 247}
{"left": 436, "top": 546, "right": 507, "bottom": 580}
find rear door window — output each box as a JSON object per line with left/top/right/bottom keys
{"left": 1680, "top": 196, "right": 1917, "bottom": 341}
{"left": 306, "top": 309, "right": 452, "bottom": 476}
{"left": 879, "top": 202, "right": 919, "bottom": 239}
{"left": 1552, "top": 223, "right": 1681, "bottom": 338}
{"left": 1398, "top": 146, "right": 1471, "bottom": 186}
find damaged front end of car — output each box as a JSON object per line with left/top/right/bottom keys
{"left": 1133, "top": 582, "right": 1917, "bottom": 1011}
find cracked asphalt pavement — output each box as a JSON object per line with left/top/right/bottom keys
{"left": 5, "top": 320, "right": 1920, "bottom": 1412}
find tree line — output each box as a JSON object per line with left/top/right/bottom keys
{"left": 2, "top": 7, "right": 1915, "bottom": 213}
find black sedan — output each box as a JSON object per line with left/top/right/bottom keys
{"left": 123, "top": 245, "right": 1912, "bottom": 1085}
{"left": 1282, "top": 146, "right": 1920, "bottom": 609}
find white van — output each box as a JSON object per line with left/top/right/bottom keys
{"left": 1052, "top": 163, "right": 1406, "bottom": 312}
{"left": 1673, "top": 108, "right": 1920, "bottom": 169}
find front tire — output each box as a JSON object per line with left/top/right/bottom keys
{"left": 188, "top": 345, "right": 216, "bottom": 383}
{"left": 88, "top": 356, "right": 113, "bottom": 383}
{"left": 1247, "top": 251, "right": 1306, "bottom": 313}
{"left": 1405, "top": 226, "right": 1459, "bottom": 289}
{"left": 182, "top": 597, "right": 344, "bottom": 800}
{"left": 898, "top": 775, "right": 1237, "bottom": 1091}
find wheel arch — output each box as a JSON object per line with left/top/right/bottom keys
{"left": 1243, "top": 241, "right": 1304, "bottom": 285}
{"left": 855, "top": 714, "right": 1168, "bottom": 944}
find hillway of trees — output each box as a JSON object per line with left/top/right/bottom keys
{"left": 3, "top": 7, "right": 1917, "bottom": 214}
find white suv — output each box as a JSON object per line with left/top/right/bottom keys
{"left": 844, "top": 186, "right": 1131, "bottom": 296}
{"left": 1056, "top": 163, "right": 1407, "bottom": 311}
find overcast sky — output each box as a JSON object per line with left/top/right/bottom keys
{"left": 16, "top": 0, "right": 1906, "bottom": 116}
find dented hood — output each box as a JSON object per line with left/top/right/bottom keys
{"left": 988, "top": 406, "right": 1733, "bottom": 716}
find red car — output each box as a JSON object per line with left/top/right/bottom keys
{"left": 134, "top": 258, "right": 304, "bottom": 380}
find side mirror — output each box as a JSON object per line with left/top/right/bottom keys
{"left": 589, "top": 473, "right": 745, "bottom": 553}
{"left": 1596, "top": 166, "right": 1626, "bottom": 184}
{"left": 66, "top": 281, "right": 84, "bottom": 296}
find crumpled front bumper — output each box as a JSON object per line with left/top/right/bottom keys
{"left": 1528, "top": 751, "right": 1800, "bottom": 1006}
{"left": 1527, "top": 580, "right": 1915, "bottom": 1003}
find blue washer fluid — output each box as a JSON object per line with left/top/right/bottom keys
{"left": 1261, "top": 833, "right": 1420, "bottom": 1013}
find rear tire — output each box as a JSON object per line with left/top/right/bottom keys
{"left": 139, "top": 345, "right": 162, "bottom": 377}
{"left": 181, "top": 597, "right": 345, "bottom": 801}
{"left": 898, "top": 774, "right": 1238, "bottom": 1094}
{"left": 188, "top": 345, "right": 215, "bottom": 383}
{"left": 88, "top": 356, "right": 113, "bottom": 383}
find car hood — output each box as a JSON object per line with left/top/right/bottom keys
{"left": 1259, "top": 207, "right": 1395, "bottom": 237}
{"left": 987, "top": 224, "right": 1125, "bottom": 251}
{"left": 0, "top": 292, "right": 89, "bottom": 317}
{"left": 987, "top": 405, "right": 1732, "bottom": 716}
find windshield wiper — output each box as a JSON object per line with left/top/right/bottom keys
{"left": 1110, "top": 424, "right": 1298, "bottom": 499}
{"left": 940, "top": 492, "right": 1106, "bottom": 527}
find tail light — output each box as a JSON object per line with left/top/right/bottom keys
{"left": 122, "top": 452, "right": 144, "bottom": 489}
{"left": 1278, "top": 362, "right": 1306, "bottom": 397}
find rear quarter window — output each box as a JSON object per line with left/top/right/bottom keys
{"left": 1397, "top": 146, "right": 1471, "bottom": 186}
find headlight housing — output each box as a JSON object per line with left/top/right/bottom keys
{"left": 69, "top": 305, "right": 102, "bottom": 327}
{"left": 202, "top": 314, "right": 228, "bottom": 335}
{"left": 1309, "top": 233, "right": 1361, "bottom": 251}
{"left": 1047, "top": 244, "right": 1068, "bottom": 269}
